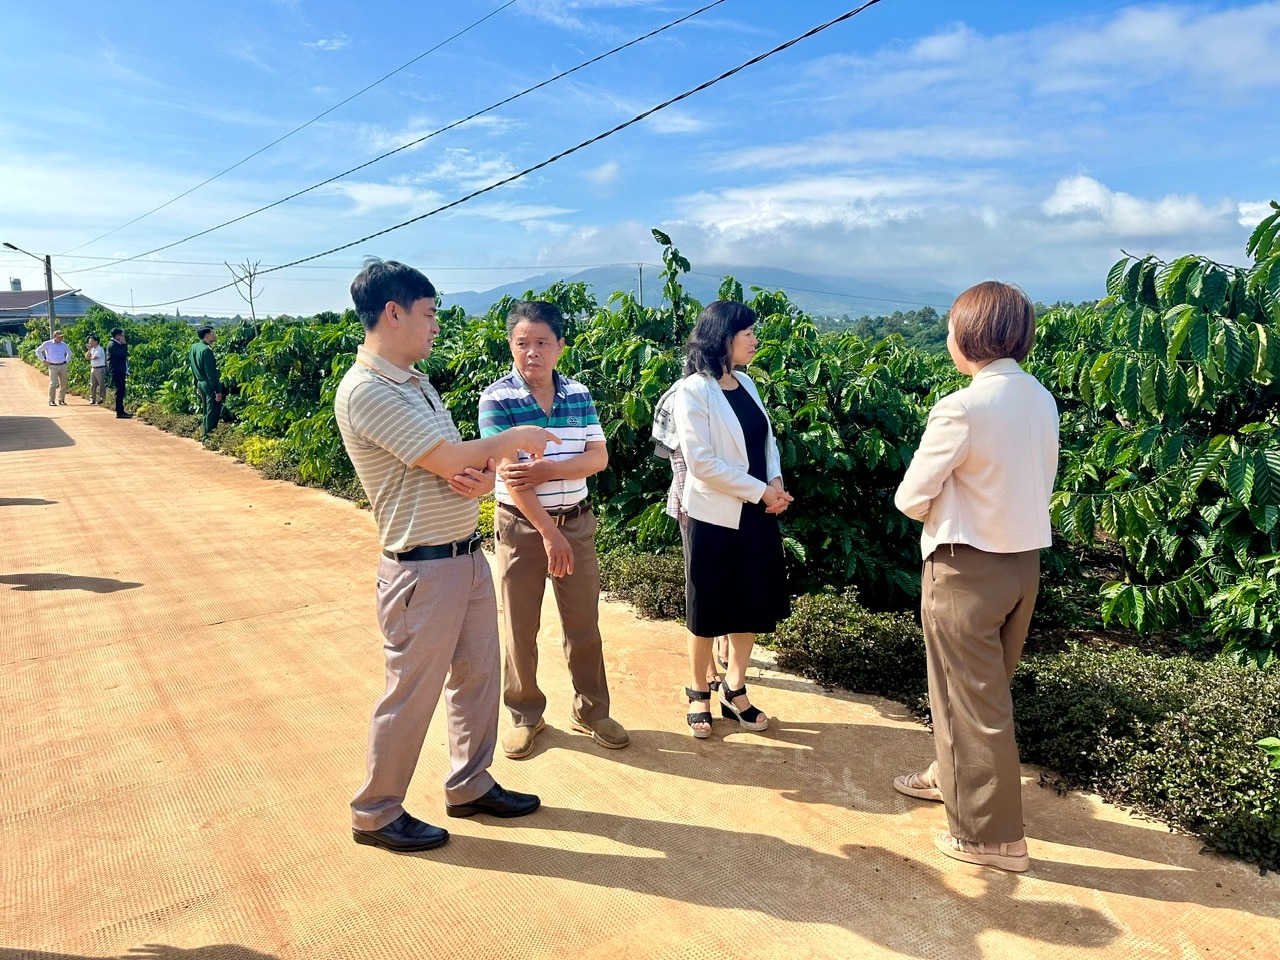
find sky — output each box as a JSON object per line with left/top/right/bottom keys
{"left": 1, "top": 0, "right": 1277, "bottom": 318}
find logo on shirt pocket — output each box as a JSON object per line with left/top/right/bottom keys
{"left": 566, "top": 416, "right": 581, "bottom": 427}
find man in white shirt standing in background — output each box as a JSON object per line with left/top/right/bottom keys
{"left": 35, "top": 329, "right": 72, "bottom": 406}
{"left": 85, "top": 335, "right": 107, "bottom": 404}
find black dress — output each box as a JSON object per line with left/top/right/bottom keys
{"left": 685, "top": 384, "right": 790, "bottom": 637}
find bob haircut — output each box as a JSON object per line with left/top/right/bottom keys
{"left": 684, "top": 300, "right": 757, "bottom": 377}
{"left": 949, "top": 281, "right": 1037, "bottom": 364}
{"left": 507, "top": 300, "right": 565, "bottom": 341}
{"left": 350, "top": 258, "right": 437, "bottom": 331}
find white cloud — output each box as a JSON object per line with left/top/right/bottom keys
{"left": 455, "top": 201, "right": 576, "bottom": 223}
{"left": 304, "top": 35, "right": 350, "bottom": 51}
{"left": 408, "top": 148, "right": 519, "bottom": 192}
{"left": 323, "top": 181, "right": 442, "bottom": 215}
{"left": 1042, "top": 175, "right": 1233, "bottom": 237}
{"left": 1239, "top": 201, "right": 1276, "bottom": 228}
{"left": 716, "top": 128, "right": 1029, "bottom": 171}
{"left": 585, "top": 160, "right": 620, "bottom": 188}
{"left": 810, "top": 2, "right": 1280, "bottom": 106}
{"left": 520, "top": 0, "right": 666, "bottom": 31}
{"left": 644, "top": 109, "right": 707, "bottom": 135}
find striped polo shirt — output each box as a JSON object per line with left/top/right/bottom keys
{"left": 335, "top": 345, "right": 477, "bottom": 552}
{"left": 478, "top": 366, "right": 605, "bottom": 511}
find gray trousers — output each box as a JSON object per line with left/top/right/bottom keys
{"left": 350, "top": 550, "right": 501, "bottom": 831}
{"left": 495, "top": 504, "right": 610, "bottom": 727}
{"left": 89, "top": 367, "right": 106, "bottom": 403}
{"left": 922, "top": 544, "right": 1039, "bottom": 845}
{"left": 47, "top": 364, "right": 68, "bottom": 402}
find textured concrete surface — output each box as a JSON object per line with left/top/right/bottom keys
{"left": 1, "top": 355, "right": 1276, "bottom": 960}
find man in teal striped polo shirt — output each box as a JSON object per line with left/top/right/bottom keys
{"left": 479, "top": 300, "right": 629, "bottom": 759}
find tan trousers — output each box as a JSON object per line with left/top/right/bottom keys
{"left": 89, "top": 367, "right": 106, "bottom": 403}
{"left": 922, "top": 544, "right": 1039, "bottom": 845}
{"left": 350, "top": 550, "right": 501, "bottom": 831}
{"left": 47, "top": 364, "right": 68, "bottom": 402}
{"left": 495, "top": 504, "right": 610, "bottom": 727}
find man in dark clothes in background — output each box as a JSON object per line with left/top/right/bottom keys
{"left": 108, "top": 327, "right": 130, "bottom": 419}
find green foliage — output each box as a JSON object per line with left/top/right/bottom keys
{"left": 772, "top": 587, "right": 1280, "bottom": 872}
{"left": 1014, "top": 646, "right": 1280, "bottom": 871}
{"left": 1037, "top": 201, "right": 1280, "bottom": 664}
{"left": 771, "top": 588, "right": 928, "bottom": 713}
{"left": 843, "top": 306, "right": 949, "bottom": 352}
{"left": 598, "top": 547, "right": 687, "bottom": 621}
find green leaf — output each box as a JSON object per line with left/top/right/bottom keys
{"left": 1188, "top": 310, "right": 1210, "bottom": 363}
{"left": 1245, "top": 209, "right": 1280, "bottom": 259}
{"left": 1106, "top": 258, "right": 1130, "bottom": 298}
{"left": 1186, "top": 436, "right": 1230, "bottom": 495}
{"left": 1225, "top": 454, "right": 1256, "bottom": 504}
{"left": 1120, "top": 361, "right": 1141, "bottom": 419}
{"left": 1164, "top": 303, "right": 1196, "bottom": 364}
{"left": 1139, "top": 364, "right": 1160, "bottom": 418}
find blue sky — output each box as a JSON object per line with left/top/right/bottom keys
{"left": 2, "top": 0, "right": 1277, "bottom": 317}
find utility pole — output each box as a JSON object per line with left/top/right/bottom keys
{"left": 2, "top": 241, "right": 58, "bottom": 333}
{"left": 638, "top": 263, "right": 644, "bottom": 308}
{"left": 42, "top": 254, "right": 57, "bottom": 333}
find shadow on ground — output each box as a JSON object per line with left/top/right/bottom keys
{"left": 0, "top": 417, "right": 75, "bottom": 453}
{"left": 0, "top": 573, "right": 142, "bottom": 593}
{"left": 0, "top": 947, "right": 278, "bottom": 960}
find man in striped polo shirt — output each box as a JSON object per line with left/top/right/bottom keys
{"left": 479, "top": 300, "right": 629, "bottom": 760}
{"left": 336, "top": 261, "right": 560, "bottom": 854}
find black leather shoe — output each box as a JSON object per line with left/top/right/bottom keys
{"left": 352, "top": 811, "right": 449, "bottom": 852}
{"left": 116, "top": 413, "right": 133, "bottom": 419}
{"left": 445, "top": 783, "right": 540, "bottom": 819}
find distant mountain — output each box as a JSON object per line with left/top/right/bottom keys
{"left": 441, "top": 265, "right": 954, "bottom": 320}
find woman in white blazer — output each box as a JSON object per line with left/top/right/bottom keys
{"left": 673, "top": 301, "right": 794, "bottom": 738}
{"left": 892, "top": 281, "right": 1059, "bottom": 873}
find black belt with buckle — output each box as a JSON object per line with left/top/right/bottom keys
{"left": 498, "top": 500, "right": 590, "bottom": 527}
{"left": 383, "top": 532, "right": 482, "bottom": 562}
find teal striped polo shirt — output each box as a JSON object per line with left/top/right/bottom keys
{"left": 478, "top": 366, "right": 606, "bottom": 511}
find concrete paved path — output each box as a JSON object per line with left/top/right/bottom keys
{"left": 1, "top": 356, "right": 1276, "bottom": 960}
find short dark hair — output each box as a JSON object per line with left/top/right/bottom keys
{"left": 88, "top": 335, "right": 99, "bottom": 344}
{"left": 350, "top": 258, "right": 437, "bottom": 331}
{"left": 506, "top": 300, "right": 565, "bottom": 341}
{"left": 110, "top": 327, "right": 124, "bottom": 337}
{"left": 949, "top": 281, "right": 1036, "bottom": 363}
{"left": 196, "top": 325, "right": 214, "bottom": 339}
{"left": 684, "top": 300, "right": 757, "bottom": 377}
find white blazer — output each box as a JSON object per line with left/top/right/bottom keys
{"left": 673, "top": 370, "right": 782, "bottom": 530}
{"left": 894, "top": 358, "right": 1059, "bottom": 560}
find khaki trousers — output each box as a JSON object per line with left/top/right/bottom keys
{"left": 495, "top": 504, "right": 610, "bottom": 727}
{"left": 89, "top": 367, "right": 106, "bottom": 403}
{"left": 922, "top": 544, "right": 1039, "bottom": 845}
{"left": 350, "top": 550, "right": 501, "bottom": 831}
{"left": 47, "top": 364, "right": 68, "bottom": 402}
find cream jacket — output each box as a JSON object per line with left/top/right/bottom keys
{"left": 895, "top": 358, "right": 1059, "bottom": 560}
{"left": 674, "top": 371, "right": 782, "bottom": 530}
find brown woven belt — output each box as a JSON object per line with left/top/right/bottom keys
{"left": 498, "top": 500, "right": 591, "bottom": 527}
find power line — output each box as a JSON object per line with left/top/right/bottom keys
{"left": 128, "top": 1, "right": 888, "bottom": 310}
{"left": 63, "top": 0, "right": 728, "bottom": 277}
{"left": 58, "top": 0, "right": 523, "bottom": 257}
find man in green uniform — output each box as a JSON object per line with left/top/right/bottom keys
{"left": 187, "top": 326, "right": 223, "bottom": 441}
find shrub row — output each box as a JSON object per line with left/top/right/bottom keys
{"left": 771, "top": 589, "right": 1280, "bottom": 872}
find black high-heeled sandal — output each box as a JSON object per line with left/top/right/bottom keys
{"left": 720, "top": 683, "right": 768, "bottom": 731}
{"left": 685, "top": 687, "right": 713, "bottom": 739}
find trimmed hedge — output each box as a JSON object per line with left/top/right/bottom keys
{"left": 772, "top": 589, "right": 1280, "bottom": 872}
{"left": 599, "top": 549, "right": 686, "bottom": 621}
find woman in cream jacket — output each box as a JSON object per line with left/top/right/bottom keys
{"left": 674, "top": 301, "right": 793, "bottom": 738}
{"left": 893, "top": 281, "right": 1059, "bottom": 873}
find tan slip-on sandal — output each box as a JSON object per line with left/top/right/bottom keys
{"left": 934, "top": 831, "right": 1030, "bottom": 873}
{"left": 893, "top": 767, "right": 943, "bottom": 802}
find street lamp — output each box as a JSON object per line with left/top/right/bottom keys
{"left": 3, "top": 241, "right": 58, "bottom": 333}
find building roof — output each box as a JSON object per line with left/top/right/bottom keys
{"left": 0, "top": 289, "right": 78, "bottom": 311}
